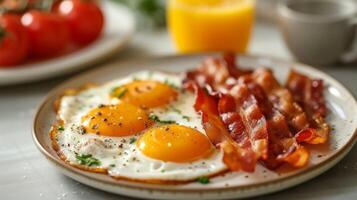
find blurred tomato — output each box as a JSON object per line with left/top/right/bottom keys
{"left": 56, "top": 0, "right": 104, "bottom": 46}
{"left": 0, "top": 14, "right": 29, "bottom": 66}
{"left": 21, "top": 10, "right": 69, "bottom": 58}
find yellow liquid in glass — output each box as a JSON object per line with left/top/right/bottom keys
{"left": 167, "top": 0, "right": 255, "bottom": 53}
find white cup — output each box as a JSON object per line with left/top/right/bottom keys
{"left": 278, "top": 0, "right": 357, "bottom": 66}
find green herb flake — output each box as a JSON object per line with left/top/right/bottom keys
{"left": 111, "top": 87, "right": 128, "bottom": 99}
{"left": 58, "top": 126, "right": 65, "bottom": 131}
{"left": 117, "top": 88, "right": 128, "bottom": 99}
{"left": 160, "top": 169, "right": 165, "bottom": 173}
{"left": 182, "top": 116, "right": 190, "bottom": 121}
{"left": 111, "top": 86, "right": 118, "bottom": 93}
{"left": 129, "top": 138, "right": 137, "bottom": 144}
{"left": 149, "top": 113, "right": 176, "bottom": 124}
{"left": 76, "top": 154, "right": 101, "bottom": 167}
{"left": 197, "top": 176, "right": 210, "bottom": 184}
{"left": 109, "top": 164, "right": 116, "bottom": 167}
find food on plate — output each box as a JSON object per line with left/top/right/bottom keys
{"left": 0, "top": 0, "right": 104, "bottom": 67}
{"left": 21, "top": 10, "right": 70, "bottom": 57}
{"left": 286, "top": 71, "right": 330, "bottom": 144}
{"left": 51, "top": 54, "right": 330, "bottom": 184}
{"left": 52, "top": 71, "right": 227, "bottom": 183}
{"left": 0, "top": 14, "right": 29, "bottom": 66}
{"left": 55, "top": 0, "right": 104, "bottom": 46}
{"left": 185, "top": 54, "right": 329, "bottom": 170}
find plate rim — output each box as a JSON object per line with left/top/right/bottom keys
{"left": 32, "top": 53, "right": 357, "bottom": 193}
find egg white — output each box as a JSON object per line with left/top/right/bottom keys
{"left": 55, "top": 71, "right": 227, "bottom": 181}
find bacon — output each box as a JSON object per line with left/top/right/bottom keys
{"left": 286, "top": 71, "right": 330, "bottom": 144}
{"left": 190, "top": 82, "right": 257, "bottom": 172}
{"left": 251, "top": 68, "right": 310, "bottom": 133}
{"left": 240, "top": 80, "right": 309, "bottom": 169}
{"left": 223, "top": 53, "right": 248, "bottom": 78}
{"left": 184, "top": 53, "right": 250, "bottom": 92}
{"left": 286, "top": 71, "right": 327, "bottom": 117}
{"left": 183, "top": 55, "right": 330, "bottom": 171}
{"left": 218, "top": 83, "right": 269, "bottom": 160}
{"left": 265, "top": 109, "right": 309, "bottom": 169}
{"left": 218, "top": 95, "right": 248, "bottom": 147}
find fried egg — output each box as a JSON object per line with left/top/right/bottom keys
{"left": 53, "top": 71, "right": 227, "bottom": 182}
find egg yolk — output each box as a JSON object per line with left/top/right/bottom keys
{"left": 111, "top": 80, "right": 178, "bottom": 108}
{"left": 137, "top": 124, "right": 213, "bottom": 163}
{"left": 81, "top": 103, "right": 153, "bottom": 137}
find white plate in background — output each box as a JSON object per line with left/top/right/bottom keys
{"left": 0, "top": 1, "right": 135, "bottom": 85}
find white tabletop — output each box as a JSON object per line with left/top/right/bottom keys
{"left": 0, "top": 21, "right": 356, "bottom": 200}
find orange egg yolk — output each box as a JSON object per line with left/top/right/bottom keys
{"left": 111, "top": 80, "right": 178, "bottom": 108}
{"left": 81, "top": 103, "right": 153, "bottom": 137}
{"left": 137, "top": 124, "right": 213, "bottom": 163}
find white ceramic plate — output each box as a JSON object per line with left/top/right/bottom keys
{"left": 33, "top": 54, "right": 357, "bottom": 200}
{"left": 0, "top": 1, "right": 135, "bottom": 85}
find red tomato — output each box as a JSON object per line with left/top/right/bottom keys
{"left": 21, "top": 11, "right": 70, "bottom": 58}
{"left": 0, "top": 14, "right": 29, "bottom": 66}
{"left": 56, "top": 0, "right": 104, "bottom": 46}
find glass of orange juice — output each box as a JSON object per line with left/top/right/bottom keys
{"left": 167, "top": 0, "right": 255, "bottom": 53}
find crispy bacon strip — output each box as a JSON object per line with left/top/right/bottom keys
{"left": 184, "top": 53, "right": 250, "bottom": 92}
{"left": 184, "top": 55, "right": 321, "bottom": 171}
{"left": 218, "top": 95, "right": 249, "bottom": 148}
{"left": 190, "top": 82, "right": 257, "bottom": 172}
{"left": 243, "top": 80, "right": 309, "bottom": 169}
{"left": 286, "top": 71, "right": 330, "bottom": 144}
{"left": 265, "top": 110, "right": 309, "bottom": 169}
{"left": 218, "top": 83, "right": 269, "bottom": 160}
{"left": 251, "top": 68, "right": 310, "bottom": 133}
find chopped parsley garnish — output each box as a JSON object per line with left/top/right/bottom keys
{"left": 76, "top": 154, "right": 101, "bottom": 167}
{"left": 111, "top": 87, "right": 128, "bottom": 99}
{"left": 160, "top": 169, "right": 165, "bottom": 173}
{"left": 109, "top": 164, "right": 116, "bottom": 167}
{"left": 164, "top": 79, "right": 179, "bottom": 89}
{"left": 197, "top": 176, "right": 210, "bottom": 184}
{"left": 129, "top": 138, "right": 137, "bottom": 144}
{"left": 111, "top": 86, "right": 118, "bottom": 93}
{"left": 170, "top": 107, "right": 190, "bottom": 121}
{"left": 182, "top": 115, "right": 190, "bottom": 121}
{"left": 117, "top": 88, "right": 128, "bottom": 99}
{"left": 149, "top": 113, "right": 176, "bottom": 124}
{"left": 58, "top": 126, "right": 65, "bottom": 131}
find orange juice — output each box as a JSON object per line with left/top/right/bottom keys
{"left": 167, "top": 0, "right": 255, "bottom": 53}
